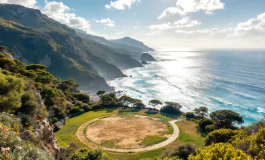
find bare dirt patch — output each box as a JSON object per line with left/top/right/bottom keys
{"left": 85, "top": 115, "right": 169, "bottom": 149}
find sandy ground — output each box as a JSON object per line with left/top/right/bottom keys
{"left": 85, "top": 115, "right": 168, "bottom": 148}
{"left": 76, "top": 115, "right": 183, "bottom": 152}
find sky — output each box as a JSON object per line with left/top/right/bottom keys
{"left": 0, "top": 0, "right": 265, "bottom": 49}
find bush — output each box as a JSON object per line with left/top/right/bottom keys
{"left": 72, "top": 92, "right": 90, "bottom": 103}
{"left": 199, "top": 118, "right": 213, "bottom": 132}
{"left": 205, "top": 125, "right": 215, "bottom": 133}
{"left": 205, "top": 129, "right": 238, "bottom": 145}
{"left": 189, "top": 143, "right": 251, "bottom": 160}
{"left": 26, "top": 64, "right": 47, "bottom": 70}
{"left": 169, "top": 144, "right": 196, "bottom": 160}
{"left": 161, "top": 105, "right": 181, "bottom": 115}
{"left": 186, "top": 112, "right": 195, "bottom": 119}
{"left": 249, "top": 128, "right": 265, "bottom": 159}
{"left": 71, "top": 149, "right": 114, "bottom": 160}
{"left": 18, "top": 92, "right": 39, "bottom": 115}
{"left": 0, "top": 72, "right": 24, "bottom": 112}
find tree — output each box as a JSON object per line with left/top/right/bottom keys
{"left": 189, "top": 143, "right": 251, "bottom": 160}
{"left": 199, "top": 118, "right": 213, "bottom": 132}
{"left": 149, "top": 99, "right": 163, "bottom": 110}
{"left": 165, "top": 102, "right": 182, "bottom": 109}
{"left": 160, "top": 105, "right": 181, "bottom": 115}
{"left": 97, "top": 90, "right": 106, "bottom": 97}
{"left": 186, "top": 112, "right": 195, "bottom": 119}
{"left": 18, "top": 92, "right": 39, "bottom": 115}
{"left": 210, "top": 110, "right": 244, "bottom": 128}
{"left": 72, "top": 92, "right": 90, "bottom": 103}
{"left": 119, "top": 95, "right": 132, "bottom": 106}
{"left": 131, "top": 99, "right": 145, "bottom": 108}
{"left": 205, "top": 129, "right": 238, "bottom": 145}
{"left": 101, "top": 95, "right": 114, "bottom": 106}
{"left": 0, "top": 72, "right": 24, "bottom": 112}
{"left": 194, "top": 106, "right": 208, "bottom": 118}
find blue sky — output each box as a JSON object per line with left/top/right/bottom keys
{"left": 1, "top": 0, "right": 265, "bottom": 49}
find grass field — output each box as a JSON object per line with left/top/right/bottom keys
{"left": 55, "top": 108, "right": 203, "bottom": 160}
{"left": 142, "top": 136, "right": 168, "bottom": 146}
{"left": 176, "top": 120, "right": 205, "bottom": 146}
{"left": 106, "top": 148, "right": 167, "bottom": 160}
{"left": 55, "top": 109, "right": 116, "bottom": 148}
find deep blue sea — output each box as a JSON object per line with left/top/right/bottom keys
{"left": 110, "top": 50, "right": 265, "bottom": 126}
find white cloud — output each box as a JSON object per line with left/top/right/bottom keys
{"left": 93, "top": 18, "right": 115, "bottom": 27}
{"left": 0, "top": 0, "right": 37, "bottom": 8}
{"left": 158, "top": 0, "right": 224, "bottom": 19}
{"left": 105, "top": 0, "right": 140, "bottom": 10}
{"left": 42, "top": 1, "right": 91, "bottom": 33}
{"left": 174, "top": 17, "right": 201, "bottom": 28}
{"left": 230, "top": 12, "right": 265, "bottom": 37}
{"left": 175, "top": 28, "right": 220, "bottom": 34}
{"left": 148, "top": 17, "right": 201, "bottom": 31}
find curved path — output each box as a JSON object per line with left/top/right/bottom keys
{"left": 76, "top": 115, "right": 183, "bottom": 153}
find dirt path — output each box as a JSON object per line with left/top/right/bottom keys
{"left": 76, "top": 116, "right": 183, "bottom": 153}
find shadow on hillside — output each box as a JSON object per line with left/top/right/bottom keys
{"left": 118, "top": 108, "right": 141, "bottom": 113}
{"left": 161, "top": 112, "right": 181, "bottom": 118}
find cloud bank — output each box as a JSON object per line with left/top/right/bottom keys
{"left": 105, "top": 0, "right": 140, "bottom": 10}
{"left": 159, "top": 0, "right": 224, "bottom": 19}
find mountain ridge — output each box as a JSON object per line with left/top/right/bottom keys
{"left": 0, "top": 4, "right": 153, "bottom": 91}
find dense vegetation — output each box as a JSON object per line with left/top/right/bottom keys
{"left": 1, "top": 47, "right": 265, "bottom": 160}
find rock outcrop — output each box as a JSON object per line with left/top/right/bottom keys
{"left": 141, "top": 60, "right": 149, "bottom": 65}
{"left": 140, "top": 53, "right": 157, "bottom": 61}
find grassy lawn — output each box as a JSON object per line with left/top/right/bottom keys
{"left": 142, "top": 136, "right": 167, "bottom": 146}
{"left": 106, "top": 148, "right": 167, "bottom": 160}
{"left": 55, "top": 109, "right": 116, "bottom": 148}
{"left": 55, "top": 108, "right": 200, "bottom": 160}
{"left": 176, "top": 120, "right": 205, "bottom": 146}
{"left": 100, "top": 140, "right": 115, "bottom": 148}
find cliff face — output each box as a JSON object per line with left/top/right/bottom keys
{"left": 0, "top": 19, "right": 111, "bottom": 91}
{"left": 140, "top": 53, "right": 157, "bottom": 61}
{"left": 0, "top": 4, "right": 148, "bottom": 91}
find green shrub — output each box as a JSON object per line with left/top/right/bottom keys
{"left": 199, "top": 118, "right": 213, "bottom": 132}
{"left": 72, "top": 92, "right": 90, "bottom": 103}
{"left": 205, "top": 125, "right": 215, "bottom": 133}
{"left": 0, "top": 72, "right": 24, "bottom": 112}
{"left": 189, "top": 143, "right": 251, "bottom": 160}
{"left": 168, "top": 144, "right": 196, "bottom": 160}
{"left": 205, "top": 129, "right": 238, "bottom": 145}
{"left": 19, "top": 92, "right": 39, "bottom": 115}
{"left": 161, "top": 105, "right": 181, "bottom": 115}
{"left": 26, "top": 64, "right": 47, "bottom": 70}
{"left": 186, "top": 112, "right": 195, "bottom": 119}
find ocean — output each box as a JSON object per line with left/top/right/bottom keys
{"left": 110, "top": 49, "right": 265, "bottom": 126}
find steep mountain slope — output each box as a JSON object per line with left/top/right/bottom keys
{"left": 0, "top": 4, "right": 146, "bottom": 91}
{"left": 0, "top": 18, "right": 110, "bottom": 91}
{"left": 76, "top": 30, "right": 144, "bottom": 60}
{"left": 110, "top": 37, "right": 154, "bottom": 52}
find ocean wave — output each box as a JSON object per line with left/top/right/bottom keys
{"left": 257, "top": 107, "right": 265, "bottom": 113}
